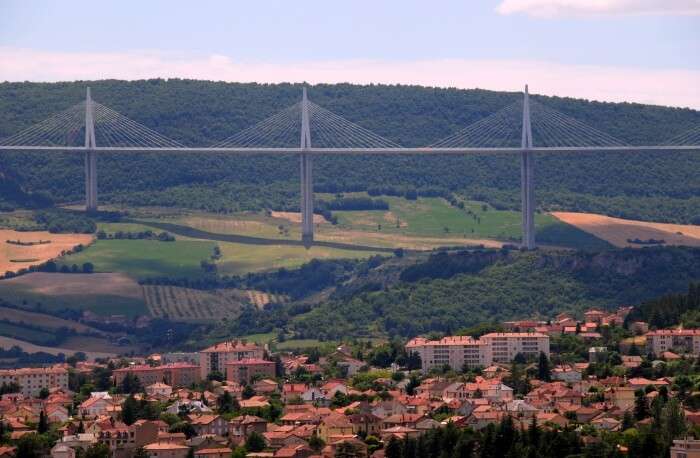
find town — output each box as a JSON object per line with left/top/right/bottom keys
{"left": 0, "top": 306, "right": 699, "bottom": 458}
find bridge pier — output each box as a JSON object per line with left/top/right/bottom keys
{"left": 300, "top": 87, "right": 314, "bottom": 246}
{"left": 84, "top": 87, "right": 98, "bottom": 213}
{"left": 300, "top": 153, "right": 313, "bottom": 245}
{"left": 85, "top": 151, "right": 97, "bottom": 212}
{"left": 521, "top": 85, "right": 535, "bottom": 249}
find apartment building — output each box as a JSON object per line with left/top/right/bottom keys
{"left": 406, "top": 333, "right": 549, "bottom": 373}
{"left": 199, "top": 340, "right": 265, "bottom": 378}
{"left": 225, "top": 359, "right": 276, "bottom": 384}
{"left": 405, "top": 336, "right": 491, "bottom": 372}
{"left": 0, "top": 366, "right": 68, "bottom": 396}
{"left": 480, "top": 333, "right": 550, "bottom": 363}
{"left": 646, "top": 329, "right": 700, "bottom": 356}
{"left": 113, "top": 363, "right": 200, "bottom": 388}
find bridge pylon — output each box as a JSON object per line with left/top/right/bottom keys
{"left": 300, "top": 86, "right": 314, "bottom": 247}
{"left": 84, "top": 87, "right": 98, "bottom": 213}
{"left": 520, "top": 85, "right": 535, "bottom": 250}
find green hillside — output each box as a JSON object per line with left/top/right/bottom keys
{"left": 205, "top": 246, "right": 700, "bottom": 340}
{"left": 0, "top": 80, "right": 699, "bottom": 223}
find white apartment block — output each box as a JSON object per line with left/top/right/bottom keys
{"left": 0, "top": 366, "right": 69, "bottom": 396}
{"left": 646, "top": 329, "right": 700, "bottom": 356}
{"left": 199, "top": 340, "right": 265, "bottom": 378}
{"left": 480, "top": 333, "right": 550, "bottom": 363}
{"left": 406, "top": 333, "right": 549, "bottom": 373}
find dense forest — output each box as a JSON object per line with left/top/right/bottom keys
{"left": 204, "top": 246, "right": 700, "bottom": 340}
{"left": 1, "top": 80, "right": 699, "bottom": 222}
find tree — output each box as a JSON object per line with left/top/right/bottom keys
{"left": 309, "top": 433, "right": 325, "bottom": 452}
{"left": 82, "top": 262, "right": 94, "bottom": 273}
{"left": 231, "top": 447, "right": 247, "bottom": 458}
{"left": 133, "top": 448, "right": 149, "bottom": 458}
{"left": 84, "top": 443, "right": 110, "bottom": 458}
{"left": 634, "top": 389, "right": 649, "bottom": 421}
{"left": 37, "top": 410, "right": 48, "bottom": 434}
{"left": 385, "top": 436, "right": 402, "bottom": 458}
{"left": 38, "top": 387, "right": 50, "bottom": 399}
{"left": 537, "top": 351, "right": 551, "bottom": 382}
{"left": 242, "top": 384, "right": 255, "bottom": 400}
{"left": 122, "top": 395, "right": 138, "bottom": 425}
{"left": 245, "top": 431, "right": 266, "bottom": 452}
{"left": 217, "top": 391, "right": 239, "bottom": 414}
{"left": 335, "top": 441, "right": 362, "bottom": 458}
{"left": 120, "top": 373, "right": 142, "bottom": 394}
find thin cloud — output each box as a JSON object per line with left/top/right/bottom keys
{"left": 1, "top": 47, "right": 699, "bottom": 109}
{"left": 496, "top": 0, "right": 700, "bottom": 17}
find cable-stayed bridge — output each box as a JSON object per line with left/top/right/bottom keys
{"left": 1, "top": 86, "right": 698, "bottom": 249}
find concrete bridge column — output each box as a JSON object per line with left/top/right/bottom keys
{"left": 521, "top": 85, "right": 535, "bottom": 249}
{"left": 84, "top": 87, "right": 98, "bottom": 213}
{"left": 300, "top": 87, "right": 313, "bottom": 245}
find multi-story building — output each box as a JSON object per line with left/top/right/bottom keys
{"left": 0, "top": 366, "right": 68, "bottom": 396}
{"left": 646, "top": 329, "right": 700, "bottom": 355}
{"left": 405, "top": 336, "right": 491, "bottom": 372}
{"left": 225, "top": 359, "right": 276, "bottom": 384}
{"left": 199, "top": 340, "right": 265, "bottom": 378}
{"left": 406, "top": 333, "right": 549, "bottom": 372}
{"left": 480, "top": 333, "right": 550, "bottom": 363}
{"left": 113, "top": 363, "right": 200, "bottom": 388}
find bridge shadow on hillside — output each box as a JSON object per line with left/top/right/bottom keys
{"left": 123, "top": 219, "right": 397, "bottom": 253}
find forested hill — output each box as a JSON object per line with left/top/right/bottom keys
{"left": 0, "top": 80, "right": 699, "bottom": 222}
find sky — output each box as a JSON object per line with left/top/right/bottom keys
{"left": 1, "top": 0, "right": 699, "bottom": 108}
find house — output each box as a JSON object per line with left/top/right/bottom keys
{"left": 322, "top": 438, "right": 367, "bottom": 458}
{"left": 79, "top": 396, "right": 115, "bottom": 418}
{"left": 189, "top": 415, "right": 228, "bottom": 437}
{"left": 0, "top": 447, "right": 15, "bottom": 458}
{"left": 347, "top": 413, "right": 382, "bottom": 437}
{"left": 45, "top": 405, "right": 70, "bottom": 423}
{"left": 143, "top": 442, "right": 190, "bottom": 458}
{"left": 273, "top": 444, "right": 315, "bottom": 458}
{"left": 320, "top": 381, "right": 348, "bottom": 398}
{"left": 50, "top": 444, "right": 75, "bottom": 458}
{"left": 254, "top": 379, "right": 279, "bottom": 395}
{"left": 552, "top": 365, "right": 582, "bottom": 383}
{"left": 317, "top": 413, "right": 354, "bottom": 443}
{"left": 146, "top": 383, "right": 173, "bottom": 398}
{"left": 240, "top": 396, "right": 271, "bottom": 409}
{"left": 229, "top": 415, "right": 268, "bottom": 439}
{"left": 282, "top": 384, "right": 309, "bottom": 403}
{"left": 166, "top": 401, "right": 212, "bottom": 415}
{"left": 194, "top": 448, "right": 232, "bottom": 458}
{"left": 60, "top": 433, "right": 98, "bottom": 450}
{"left": 670, "top": 439, "right": 700, "bottom": 458}
{"left": 381, "top": 413, "right": 425, "bottom": 430}
{"left": 505, "top": 400, "right": 539, "bottom": 419}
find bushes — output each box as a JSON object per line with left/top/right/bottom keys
{"left": 34, "top": 209, "right": 96, "bottom": 234}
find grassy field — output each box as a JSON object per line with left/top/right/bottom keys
{"left": 215, "top": 241, "right": 381, "bottom": 276}
{"left": 0, "top": 335, "right": 117, "bottom": 360}
{"left": 0, "top": 321, "right": 55, "bottom": 345}
{"left": 0, "top": 306, "right": 106, "bottom": 333}
{"left": 0, "top": 272, "right": 147, "bottom": 316}
{"left": 60, "top": 239, "right": 217, "bottom": 279}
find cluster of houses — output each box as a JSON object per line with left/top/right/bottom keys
{"left": 1, "top": 306, "right": 700, "bottom": 458}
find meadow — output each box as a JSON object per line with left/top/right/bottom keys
{"left": 60, "top": 239, "right": 217, "bottom": 279}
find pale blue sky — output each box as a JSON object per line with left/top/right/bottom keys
{"left": 1, "top": 0, "right": 699, "bottom": 107}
